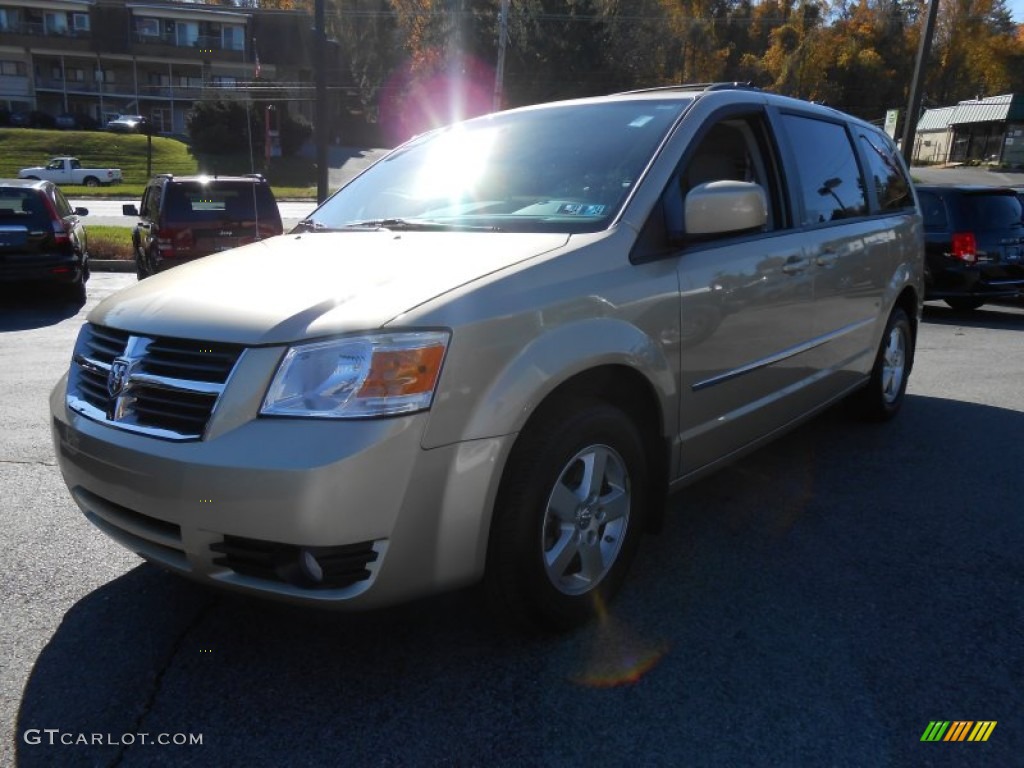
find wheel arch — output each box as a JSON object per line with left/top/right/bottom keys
{"left": 503, "top": 364, "right": 671, "bottom": 535}
{"left": 892, "top": 284, "right": 920, "bottom": 374}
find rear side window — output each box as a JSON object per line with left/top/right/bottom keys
{"left": 51, "top": 186, "right": 73, "bottom": 218}
{"left": 917, "top": 192, "right": 948, "bottom": 231}
{"left": 858, "top": 133, "right": 913, "bottom": 212}
{"left": 964, "top": 193, "right": 1023, "bottom": 229}
{"left": 779, "top": 114, "right": 867, "bottom": 225}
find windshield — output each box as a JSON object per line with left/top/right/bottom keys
{"left": 302, "top": 99, "right": 691, "bottom": 234}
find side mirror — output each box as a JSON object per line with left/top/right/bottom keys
{"left": 684, "top": 181, "right": 767, "bottom": 236}
{"left": 74, "top": 207, "right": 89, "bottom": 216}
{"left": 123, "top": 204, "right": 140, "bottom": 216}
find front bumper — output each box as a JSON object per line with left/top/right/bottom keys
{"left": 50, "top": 375, "right": 512, "bottom": 609}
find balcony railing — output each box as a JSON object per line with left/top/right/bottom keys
{"left": 132, "top": 32, "right": 243, "bottom": 54}
{"left": 0, "top": 21, "right": 91, "bottom": 39}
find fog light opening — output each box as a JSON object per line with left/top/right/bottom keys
{"left": 298, "top": 548, "right": 324, "bottom": 584}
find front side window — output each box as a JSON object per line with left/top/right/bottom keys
{"left": 661, "top": 113, "right": 782, "bottom": 241}
{"left": 304, "top": 99, "right": 693, "bottom": 235}
{"left": 780, "top": 114, "right": 867, "bottom": 225}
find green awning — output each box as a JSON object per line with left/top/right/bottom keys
{"left": 916, "top": 106, "right": 955, "bottom": 132}
{"left": 949, "top": 94, "right": 1024, "bottom": 126}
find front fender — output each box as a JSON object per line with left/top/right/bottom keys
{"left": 423, "top": 317, "right": 676, "bottom": 449}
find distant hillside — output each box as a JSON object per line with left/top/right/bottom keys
{"left": 0, "top": 128, "right": 197, "bottom": 184}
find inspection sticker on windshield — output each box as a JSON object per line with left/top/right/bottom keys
{"left": 557, "top": 203, "right": 607, "bottom": 216}
{"left": 629, "top": 116, "right": 654, "bottom": 127}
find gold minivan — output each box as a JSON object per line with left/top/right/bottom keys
{"left": 51, "top": 85, "right": 924, "bottom": 628}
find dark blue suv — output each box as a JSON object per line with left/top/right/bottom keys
{"left": 917, "top": 185, "right": 1024, "bottom": 310}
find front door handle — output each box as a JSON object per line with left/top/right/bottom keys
{"left": 816, "top": 250, "right": 839, "bottom": 267}
{"left": 782, "top": 256, "right": 809, "bottom": 275}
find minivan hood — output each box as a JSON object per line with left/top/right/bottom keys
{"left": 91, "top": 231, "right": 570, "bottom": 344}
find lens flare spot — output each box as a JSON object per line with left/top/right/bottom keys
{"left": 570, "top": 593, "right": 670, "bottom": 688}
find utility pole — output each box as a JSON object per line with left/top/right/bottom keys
{"left": 901, "top": 0, "right": 939, "bottom": 166}
{"left": 315, "top": 0, "right": 328, "bottom": 202}
{"left": 493, "top": 0, "right": 509, "bottom": 112}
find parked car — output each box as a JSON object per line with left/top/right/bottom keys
{"left": 123, "top": 173, "right": 284, "bottom": 279}
{"left": 51, "top": 84, "right": 924, "bottom": 629}
{"left": 0, "top": 178, "right": 89, "bottom": 300}
{"left": 54, "top": 113, "right": 79, "bottom": 130}
{"left": 916, "top": 185, "right": 1024, "bottom": 310}
{"left": 105, "top": 114, "right": 145, "bottom": 133}
{"left": 6, "top": 110, "right": 55, "bottom": 129}
{"left": 18, "top": 156, "right": 122, "bottom": 187}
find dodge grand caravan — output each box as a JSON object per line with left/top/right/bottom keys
{"left": 51, "top": 85, "right": 924, "bottom": 628}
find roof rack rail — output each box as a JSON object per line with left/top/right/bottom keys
{"left": 615, "top": 82, "right": 761, "bottom": 96}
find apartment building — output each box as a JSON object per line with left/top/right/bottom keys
{"left": 0, "top": 0, "right": 315, "bottom": 134}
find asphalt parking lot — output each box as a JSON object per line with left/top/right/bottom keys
{"left": 1, "top": 274, "right": 1022, "bottom": 767}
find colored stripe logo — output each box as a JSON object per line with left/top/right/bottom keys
{"left": 921, "top": 721, "right": 997, "bottom": 742}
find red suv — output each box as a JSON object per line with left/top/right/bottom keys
{"left": 124, "top": 174, "right": 284, "bottom": 279}
{"left": 0, "top": 178, "right": 90, "bottom": 300}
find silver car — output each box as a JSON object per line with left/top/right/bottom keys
{"left": 51, "top": 85, "right": 924, "bottom": 629}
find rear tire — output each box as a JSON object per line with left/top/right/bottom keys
{"left": 944, "top": 297, "right": 984, "bottom": 311}
{"left": 484, "top": 400, "right": 649, "bottom": 630}
{"left": 852, "top": 306, "right": 912, "bottom": 421}
{"left": 83, "top": 176, "right": 100, "bottom": 188}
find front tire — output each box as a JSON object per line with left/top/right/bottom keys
{"left": 484, "top": 401, "right": 649, "bottom": 630}
{"left": 853, "top": 306, "right": 913, "bottom": 421}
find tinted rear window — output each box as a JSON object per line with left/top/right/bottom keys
{"left": 0, "top": 189, "right": 49, "bottom": 227}
{"left": 164, "top": 183, "right": 278, "bottom": 221}
{"left": 964, "top": 193, "right": 1023, "bottom": 229}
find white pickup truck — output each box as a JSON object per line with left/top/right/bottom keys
{"left": 18, "top": 157, "right": 122, "bottom": 187}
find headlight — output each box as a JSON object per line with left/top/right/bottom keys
{"left": 261, "top": 331, "right": 449, "bottom": 418}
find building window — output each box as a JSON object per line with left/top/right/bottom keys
{"left": 176, "top": 21, "right": 198, "bottom": 47}
{"left": 137, "top": 18, "right": 159, "bottom": 37}
{"left": 222, "top": 26, "right": 243, "bottom": 51}
{"left": 72, "top": 13, "right": 89, "bottom": 32}
{"left": 0, "top": 61, "right": 28, "bottom": 77}
{"left": 44, "top": 12, "right": 69, "bottom": 34}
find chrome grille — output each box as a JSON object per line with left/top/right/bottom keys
{"left": 67, "top": 323, "right": 243, "bottom": 440}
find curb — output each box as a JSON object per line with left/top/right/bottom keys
{"left": 91, "top": 260, "right": 135, "bottom": 273}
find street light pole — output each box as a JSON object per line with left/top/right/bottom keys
{"left": 901, "top": 0, "right": 940, "bottom": 166}
{"left": 493, "top": 0, "right": 509, "bottom": 112}
{"left": 315, "top": 0, "right": 329, "bottom": 203}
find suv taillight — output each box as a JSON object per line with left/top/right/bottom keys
{"left": 951, "top": 232, "right": 977, "bottom": 263}
{"left": 51, "top": 219, "right": 70, "bottom": 245}
{"left": 39, "top": 194, "right": 70, "bottom": 244}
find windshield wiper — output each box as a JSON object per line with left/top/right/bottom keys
{"left": 292, "top": 218, "right": 344, "bottom": 233}
{"left": 343, "top": 218, "right": 501, "bottom": 232}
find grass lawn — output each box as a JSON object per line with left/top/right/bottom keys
{"left": 87, "top": 225, "right": 134, "bottom": 261}
{"left": 0, "top": 128, "right": 316, "bottom": 199}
